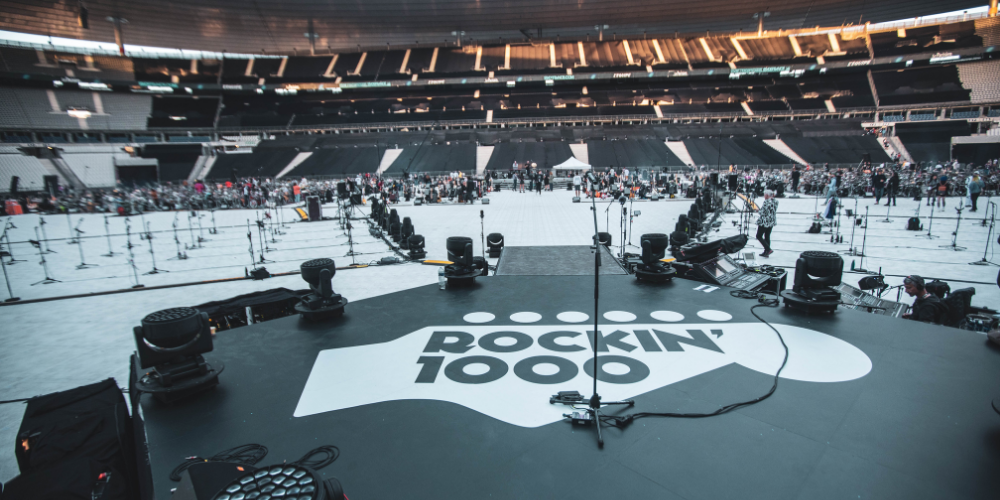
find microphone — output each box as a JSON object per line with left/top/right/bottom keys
{"left": 480, "top": 210, "right": 484, "bottom": 219}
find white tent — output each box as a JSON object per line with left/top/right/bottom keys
{"left": 552, "top": 156, "right": 591, "bottom": 170}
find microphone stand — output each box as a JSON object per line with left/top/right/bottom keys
{"left": 73, "top": 218, "right": 97, "bottom": 270}
{"left": 3, "top": 218, "right": 25, "bottom": 264}
{"left": 969, "top": 202, "right": 997, "bottom": 266}
{"left": 101, "top": 215, "right": 118, "bottom": 257}
{"left": 0, "top": 221, "right": 20, "bottom": 301}
{"left": 170, "top": 215, "right": 188, "bottom": 260}
{"left": 939, "top": 206, "right": 967, "bottom": 251}
{"left": 143, "top": 221, "right": 167, "bottom": 274}
{"left": 917, "top": 203, "right": 939, "bottom": 239}
{"left": 38, "top": 215, "right": 55, "bottom": 254}
{"left": 551, "top": 174, "right": 634, "bottom": 448}
{"left": 31, "top": 226, "right": 60, "bottom": 285}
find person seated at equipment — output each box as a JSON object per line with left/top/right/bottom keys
{"left": 902, "top": 275, "right": 945, "bottom": 324}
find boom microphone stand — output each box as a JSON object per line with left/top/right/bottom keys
{"left": 0, "top": 221, "right": 20, "bottom": 301}
{"left": 970, "top": 202, "right": 998, "bottom": 266}
{"left": 917, "top": 203, "right": 939, "bottom": 239}
{"left": 551, "top": 172, "right": 634, "bottom": 448}
{"left": 101, "top": 216, "right": 118, "bottom": 257}
{"left": 939, "top": 206, "right": 967, "bottom": 251}
{"left": 3, "top": 219, "right": 25, "bottom": 264}
{"left": 209, "top": 209, "right": 219, "bottom": 235}
{"left": 38, "top": 215, "right": 55, "bottom": 253}
{"left": 124, "top": 221, "right": 143, "bottom": 288}
{"left": 170, "top": 215, "right": 188, "bottom": 260}
{"left": 73, "top": 218, "right": 97, "bottom": 269}
{"left": 143, "top": 222, "right": 168, "bottom": 274}
{"left": 65, "top": 212, "right": 78, "bottom": 244}
{"left": 840, "top": 197, "right": 863, "bottom": 256}
{"left": 31, "top": 227, "right": 60, "bottom": 285}
{"left": 247, "top": 220, "right": 259, "bottom": 271}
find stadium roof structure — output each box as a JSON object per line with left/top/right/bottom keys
{"left": 0, "top": 0, "right": 985, "bottom": 54}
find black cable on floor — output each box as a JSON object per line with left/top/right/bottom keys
{"left": 292, "top": 445, "right": 340, "bottom": 470}
{"left": 169, "top": 444, "right": 269, "bottom": 481}
{"left": 599, "top": 290, "right": 787, "bottom": 429}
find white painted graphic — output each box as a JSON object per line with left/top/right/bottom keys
{"left": 295, "top": 315, "right": 872, "bottom": 427}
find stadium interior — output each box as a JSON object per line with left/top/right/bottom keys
{"left": 1, "top": 2, "right": 1000, "bottom": 500}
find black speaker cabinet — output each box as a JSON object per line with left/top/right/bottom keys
{"left": 307, "top": 196, "right": 322, "bottom": 221}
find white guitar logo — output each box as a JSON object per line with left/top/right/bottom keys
{"left": 295, "top": 311, "right": 871, "bottom": 427}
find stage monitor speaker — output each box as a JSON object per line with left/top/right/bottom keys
{"left": 572, "top": 196, "right": 581, "bottom": 203}
{"left": 43, "top": 175, "right": 59, "bottom": 196}
{"left": 482, "top": 198, "right": 490, "bottom": 205}
{"left": 727, "top": 174, "right": 738, "bottom": 191}
{"left": 307, "top": 196, "right": 322, "bottom": 221}
{"left": 9, "top": 175, "right": 18, "bottom": 194}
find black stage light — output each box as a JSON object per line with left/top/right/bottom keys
{"left": 677, "top": 214, "right": 689, "bottom": 234}
{"left": 400, "top": 218, "right": 413, "bottom": 249}
{"left": 669, "top": 230, "right": 690, "bottom": 249}
{"left": 635, "top": 233, "right": 676, "bottom": 283}
{"left": 487, "top": 232, "right": 504, "bottom": 258}
{"left": 408, "top": 234, "right": 427, "bottom": 259}
{"left": 386, "top": 209, "right": 399, "bottom": 231}
{"left": 210, "top": 463, "right": 344, "bottom": 500}
{"left": 593, "top": 232, "right": 612, "bottom": 247}
{"left": 294, "top": 258, "right": 348, "bottom": 321}
{"left": 133, "top": 307, "right": 223, "bottom": 403}
{"left": 389, "top": 221, "right": 402, "bottom": 242}
{"left": 369, "top": 197, "right": 381, "bottom": 218}
{"left": 443, "top": 236, "right": 486, "bottom": 285}
{"left": 858, "top": 275, "right": 886, "bottom": 291}
{"left": 780, "top": 251, "right": 843, "bottom": 313}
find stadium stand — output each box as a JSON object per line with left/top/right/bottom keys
{"left": 952, "top": 142, "right": 1000, "bottom": 165}
{"left": 0, "top": 148, "right": 51, "bottom": 193}
{"left": 0, "top": 87, "right": 152, "bottom": 130}
{"left": 140, "top": 144, "right": 205, "bottom": 182}
{"left": 148, "top": 96, "right": 219, "bottom": 128}
{"left": 781, "top": 136, "right": 891, "bottom": 164}
{"left": 205, "top": 140, "right": 304, "bottom": 178}
{"left": 895, "top": 121, "right": 973, "bottom": 164}
{"left": 59, "top": 147, "right": 124, "bottom": 188}
{"left": 872, "top": 66, "right": 971, "bottom": 106}
{"left": 957, "top": 59, "right": 1000, "bottom": 104}
{"left": 288, "top": 146, "right": 383, "bottom": 176}
{"left": 869, "top": 22, "right": 981, "bottom": 58}
{"left": 387, "top": 143, "right": 477, "bottom": 173}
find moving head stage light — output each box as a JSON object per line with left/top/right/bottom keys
{"left": 133, "top": 307, "right": 223, "bottom": 403}
{"left": 593, "top": 232, "right": 612, "bottom": 248}
{"left": 487, "top": 233, "right": 504, "bottom": 258}
{"left": 635, "top": 233, "right": 676, "bottom": 283}
{"left": 400, "top": 218, "right": 414, "bottom": 250}
{"left": 407, "top": 234, "right": 427, "bottom": 259}
{"left": 294, "top": 258, "right": 348, "bottom": 321}
{"left": 443, "top": 236, "right": 487, "bottom": 285}
{"left": 780, "top": 251, "right": 843, "bottom": 313}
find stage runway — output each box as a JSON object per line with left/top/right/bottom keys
{"left": 139, "top": 274, "right": 1000, "bottom": 500}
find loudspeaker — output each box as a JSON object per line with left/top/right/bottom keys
{"left": 170, "top": 462, "right": 253, "bottom": 500}
{"left": 43, "top": 175, "right": 59, "bottom": 196}
{"left": 9, "top": 175, "right": 19, "bottom": 194}
{"left": 727, "top": 174, "right": 738, "bottom": 191}
{"left": 481, "top": 198, "right": 490, "bottom": 205}
{"left": 414, "top": 198, "right": 423, "bottom": 206}
{"left": 710, "top": 172, "right": 719, "bottom": 186}
{"left": 307, "top": 196, "right": 322, "bottom": 221}
{"left": 572, "top": 196, "right": 581, "bottom": 203}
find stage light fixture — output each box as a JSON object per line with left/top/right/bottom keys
{"left": 407, "top": 234, "right": 427, "bottom": 259}
{"left": 133, "top": 307, "right": 223, "bottom": 403}
{"left": 210, "top": 463, "right": 345, "bottom": 500}
{"left": 487, "top": 233, "right": 504, "bottom": 258}
{"left": 400, "top": 218, "right": 414, "bottom": 249}
{"left": 387, "top": 209, "right": 400, "bottom": 231}
{"left": 389, "top": 221, "right": 402, "bottom": 242}
{"left": 294, "top": 258, "right": 348, "bottom": 321}
{"left": 780, "top": 251, "right": 843, "bottom": 313}
{"left": 635, "top": 233, "right": 676, "bottom": 283}
{"left": 443, "top": 236, "right": 486, "bottom": 286}
{"left": 593, "top": 232, "right": 612, "bottom": 247}
{"left": 669, "top": 230, "right": 690, "bottom": 249}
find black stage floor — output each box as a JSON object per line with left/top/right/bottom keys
{"left": 495, "top": 245, "right": 626, "bottom": 275}
{"left": 140, "top": 276, "right": 1000, "bottom": 500}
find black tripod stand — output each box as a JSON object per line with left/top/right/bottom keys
{"left": 144, "top": 222, "right": 168, "bottom": 274}
{"left": 344, "top": 220, "right": 358, "bottom": 265}
{"left": 169, "top": 215, "right": 188, "bottom": 260}
{"left": 38, "top": 215, "right": 55, "bottom": 254}
{"left": 551, "top": 173, "right": 634, "bottom": 448}
{"left": 939, "top": 206, "right": 967, "bottom": 251}
{"left": 1, "top": 221, "right": 20, "bottom": 301}
{"left": 917, "top": 203, "right": 939, "bottom": 239}
{"left": 101, "top": 215, "right": 118, "bottom": 257}
{"left": 73, "top": 219, "right": 97, "bottom": 270}
{"left": 31, "top": 227, "right": 60, "bottom": 285}
{"left": 969, "top": 202, "right": 997, "bottom": 266}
